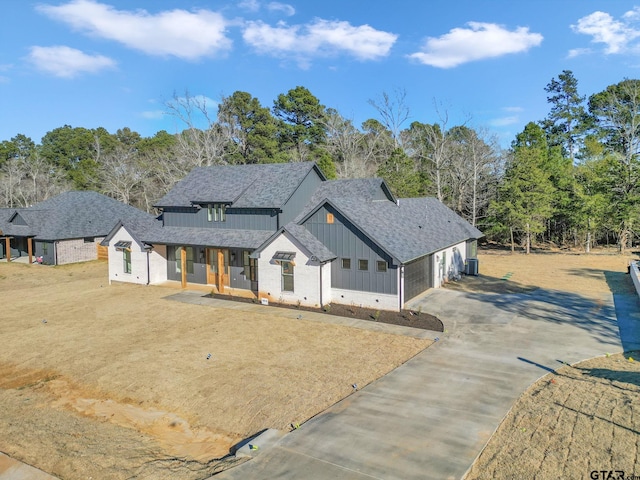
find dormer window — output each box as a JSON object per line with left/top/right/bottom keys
{"left": 207, "top": 203, "right": 226, "bottom": 222}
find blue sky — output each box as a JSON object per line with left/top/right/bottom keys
{"left": 2, "top": 1, "right": 639, "bottom": 147}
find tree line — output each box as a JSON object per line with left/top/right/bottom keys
{"left": 1, "top": 74, "right": 638, "bottom": 252}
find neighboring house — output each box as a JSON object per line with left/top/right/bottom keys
{"left": 0, "top": 191, "right": 155, "bottom": 265}
{"left": 102, "top": 162, "right": 483, "bottom": 311}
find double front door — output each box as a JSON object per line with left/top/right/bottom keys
{"left": 206, "top": 248, "right": 230, "bottom": 292}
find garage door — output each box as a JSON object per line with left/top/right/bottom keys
{"left": 404, "top": 254, "right": 433, "bottom": 301}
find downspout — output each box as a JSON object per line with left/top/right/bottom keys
{"left": 146, "top": 248, "right": 151, "bottom": 285}
{"left": 54, "top": 241, "right": 59, "bottom": 266}
{"left": 319, "top": 261, "right": 323, "bottom": 308}
{"left": 399, "top": 265, "right": 404, "bottom": 312}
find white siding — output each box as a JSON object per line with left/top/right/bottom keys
{"left": 107, "top": 226, "right": 167, "bottom": 285}
{"left": 321, "top": 262, "right": 332, "bottom": 306}
{"left": 432, "top": 241, "right": 467, "bottom": 288}
{"left": 330, "top": 288, "right": 398, "bottom": 312}
{"left": 257, "top": 232, "right": 322, "bottom": 307}
{"left": 149, "top": 245, "right": 168, "bottom": 284}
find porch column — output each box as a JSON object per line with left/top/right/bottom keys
{"left": 27, "top": 237, "right": 33, "bottom": 264}
{"left": 217, "top": 249, "right": 225, "bottom": 293}
{"left": 180, "top": 247, "right": 187, "bottom": 288}
{"left": 5, "top": 237, "right": 10, "bottom": 263}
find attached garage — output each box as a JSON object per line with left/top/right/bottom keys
{"left": 404, "top": 254, "right": 433, "bottom": 302}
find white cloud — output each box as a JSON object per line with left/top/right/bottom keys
{"left": 267, "top": 2, "right": 295, "bottom": 16}
{"left": 27, "top": 45, "right": 116, "bottom": 78}
{"left": 408, "top": 22, "right": 543, "bottom": 68}
{"left": 489, "top": 115, "right": 519, "bottom": 127}
{"left": 140, "top": 110, "right": 165, "bottom": 119}
{"left": 503, "top": 106, "right": 523, "bottom": 113}
{"left": 238, "top": 0, "right": 260, "bottom": 12}
{"left": 571, "top": 9, "right": 640, "bottom": 54}
{"left": 242, "top": 19, "right": 397, "bottom": 63}
{"left": 36, "top": 0, "right": 232, "bottom": 60}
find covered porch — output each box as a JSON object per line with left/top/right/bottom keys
{"left": 0, "top": 234, "right": 35, "bottom": 264}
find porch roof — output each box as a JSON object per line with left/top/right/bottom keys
{"left": 143, "top": 226, "right": 273, "bottom": 250}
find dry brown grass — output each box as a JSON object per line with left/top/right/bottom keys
{"left": 462, "top": 247, "right": 640, "bottom": 480}
{"left": 0, "top": 261, "right": 430, "bottom": 479}
{"left": 465, "top": 353, "right": 640, "bottom": 480}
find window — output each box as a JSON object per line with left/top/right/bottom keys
{"left": 326, "top": 212, "right": 334, "bottom": 224}
{"left": 376, "top": 260, "right": 387, "bottom": 272}
{"left": 282, "top": 261, "right": 294, "bottom": 292}
{"left": 175, "top": 246, "right": 194, "bottom": 274}
{"left": 469, "top": 240, "right": 478, "bottom": 258}
{"left": 358, "top": 259, "right": 368, "bottom": 271}
{"left": 243, "top": 250, "right": 257, "bottom": 282}
{"left": 42, "top": 243, "right": 48, "bottom": 255}
{"left": 206, "top": 203, "right": 226, "bottom": 222}
{"left": 123, "top": 249, "right": 131, "bottom": 274}
{"left": 341, "top": 258, "right": 351, "bottom": 269}
{"left": 84, "top": 237, "right": 94, "bottom": 243}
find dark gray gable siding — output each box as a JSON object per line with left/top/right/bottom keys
{"left": 303, "top": 204, "right": 397, "bottom": 295}
{"left": 280, "top": 168, "right": 324, "bottom": 226}
{"left": 10, "top": 212, "right": 27, "bottom": 225}
{"left": 162, "top": 207, "right": 278, "bottom": 231}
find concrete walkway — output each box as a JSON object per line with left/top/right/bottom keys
{"left": 0, "top": 453, "right": 57, "bottom": 480}
{"left": 216, "top": 286, "right": 631, "bottom": 480}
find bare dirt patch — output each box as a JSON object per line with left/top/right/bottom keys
{"left": 458, "top": 247, "right": 640, "bottom": 479}
{"left": 0, "top": 261, "right": 430, "bottom": 479}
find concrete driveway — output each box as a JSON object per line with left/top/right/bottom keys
{"left": 216, "top": 285, "right": 635, "bottom": 480}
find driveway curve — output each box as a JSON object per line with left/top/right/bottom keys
{"left": 216, "top": 286, "right": 634, "bottom": 480}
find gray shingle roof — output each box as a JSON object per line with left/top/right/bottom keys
{"left": 294, "top": 177, "right": 395, "bottom": 222}
{"left": 155, "top": 162, "right": 323, "bottom": 208}
{"left": 142, "top": 225, "right": 273, "bottom": 249}
{"left": 283, "top": 223, "right": 336, "bottom": 262}
{"left": 310, "top": 197, "right": 483, "bottom": 263}
{"left": 0, "top": 192, "right": 153, "bottom": 240}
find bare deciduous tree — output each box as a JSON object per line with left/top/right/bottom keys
{"left": 165, "top": 91, "right": 230, "bottom": 168}
{"left": 368, "top": 88, "right": 410, "bottom": 148}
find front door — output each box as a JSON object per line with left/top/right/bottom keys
{"left": 207, "top": 248, "right": 230, "bottom": 292}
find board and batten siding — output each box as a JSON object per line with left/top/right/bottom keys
{"left": 166, "top": 245, "right": 207, "bottom": 284}
{"left": 163, "top": 207, "right": 278, "bottom": 231}
{"left": 279, "top": 168, "right": 325, "bottom": 226}
{"left": 303, "top": 205, "right": 397, "bottom": 295}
